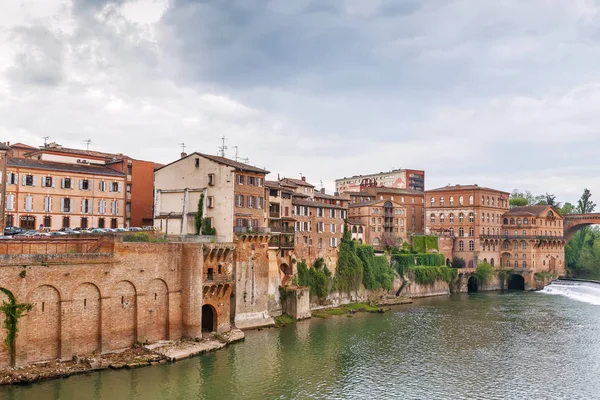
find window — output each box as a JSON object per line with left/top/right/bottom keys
{"left": 330, "top": 209, "right": 336, "bottom": 218}
{"left": 449, "top": 197, "right": 454, "bottom": 206}
{"left": 99, "top": 199, "right": 106, "bottom": 214}
{"left": 486, "top": 196, "right": 490, "bottom": 205}
{"left": 126, "top": 184, "right": 132, "bottom": 193}
{"left": 491, "top": 197, "right": 495, "bottom": 206}
{"left": 430, "top": 197, "right": 435, "bottom": 206}
{"left": 469, "top": 212, "right": 474, "bottom": 223}
{"left": 6, "top": 193, "right": 15, "bottom": 210}
{"left": 523, "top": 261, "right": 527, "bottom": 269}
{"left": 61, "top": 198, "right": 72, "bottom": 213}
{"left": 43, "top": 215, "right": 51, "bottom": 228}
{"left": 236, "top": 194, "right": 244, "bottom": 207}
{"left": 523, "top": 218, "right": 529, "bottom": 225}
{"left": 81, "top": 217, "right": 88, "bottom": 229}
{"left": 8, "top": 173, "right": 17, "bottom": 185}
{"left": 237, "top": 175, "right": 245, "bottom": 185}
{"left": 469, "top": 227, "right": 474, "bottom": 237}
{"left": 208, "top": 173, "right": 215, "bottom": 186}
{"left": 195, "top": 158, "right": 200, "bottom": 168}
{"left": 430, "top": 214, "right": 436, "bottom": 224}
{"left": 43, "top": 196, "right": 52, "bottom": 212}
{"left": 317, "top": 222, "right": 324, "bottom": 232}
{"left": 440, "top": 197, "right": 445, "bottom": 206}
{"left": 98, "top": 218, "right": 105, "bottom": 228}
{"left": 62, "top": 216, "right": 70, "bottom": 228}
{"left": 43, "top": 176, "right": 53, "bottom": 188}
{"left": 449, "top": 227, "right": 454, "bottom": 236}
{"left": 62, "top": 178, "right": 72, "bottom": 189}
{"left": 248, "top": 176, "right": 256, "bottom": 185}
{"left": 469, "top": 240, "right": 475, "bottom": 251}
{"left": 111, "top": 218, "right": 118, "bottom": 229}
{"left": 469, "top": 195, "right": 473, "bottom": 205}
{"left": 440, "top": 214, "right": 445, "bottom": 223}
{"left": 317, "top": 208, "right": 323, "bottom": 217}
{"left": 459, "top": 213, "right": 464, "bottom": 223}
{"left": 449, "top": 214, "right": 455, "bottom": 223}
{"left": 329, "top": 237, "right": 338, "bottom": 247}
{"left": 99, "top": 181, "right": 107, "bottom": 192}
{"left": 459, "top": 240, "right": 464, "bottom": 251}
{"left": 459, "top": 196, "right": 464, "bottom": 205}
{"left": 207, "top": 196, "right": 214, "bottom": 208}
{"left": 522, "top": 241, "right": 527, "bottom": 250}
{"left": 459, "top": 227, "right": 464, "bottom": 237}
{"left": 318, "top": 238, "right": 323, "bottom": 249}
{"left": 330, "top": 224, "right": 336, "bottom": 233}
{"left": 111, "top": 200, "right": 119, "bottom": 215}
{"left": 23, "top": 174, "right": 35, "bottom": 186}
{"left": 82, "top": 199, "right": 90, "bottom": 214}
{"left": 80, "top": 179, "right": 90, "bottom": 190}
{"left": 110, "top": 182, "right": 119, "bottom": 192}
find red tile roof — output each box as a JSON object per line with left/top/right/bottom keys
{"left": 8, "top": 158, "right": 126, "bottom": 177}
{"left": 280, "top": 177, "right": 315, "bottom": 188}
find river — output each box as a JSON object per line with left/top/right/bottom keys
{"left": 2, "top": 283, "right": 600, "bottom": 400}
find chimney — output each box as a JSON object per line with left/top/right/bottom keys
{"left": 180, "top": 152, "right": 187, "bottom": 159}
{"left": 301, "top": 176, "right": 306, "bottom": 182}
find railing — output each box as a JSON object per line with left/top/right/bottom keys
{"left": 268, "top": 235, "right": 295, "bottom": 248}
{"left": 480, "top": 235, "right": 565, "bottom": 240}
{"left": 269, "top": 211, "right": 280, "bottom": 218}
{"left": 234, "top": 227, "right": 271, "bottom": 234}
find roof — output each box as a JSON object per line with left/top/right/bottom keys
{"left": 197, "top": 153, "right": 269, "bottom": 174}
{"left": 369, "top": 187, "right": 424, "bottom": 195}
{"left": 314, "top": 192, "right": 346, "bottom": 201}
{"left": 28, "top": 145, "right": 129, "bottom": 160}
{"left": 349, "top": 199, "right": 405, "bottom": 208}
{"left": 7, "top": 158, "right": 126, "bottom": 177}
{"left": 280, "top": 177, "right": 315, "bottom": 188}
{"left": 504, "top": 205, "right": 560, "bottom": 217}
{"left": 155, "top": 152, "right": 269, "bottom": 174}
{"left": 347, "top": 219, "right": 363, "bottom": 225}
{"left": 292, "top": 198, "right": 345, "bottom": 210}
{"left": 426, "top": 184, "right": 509, "bottom": 195}
{"left": 0, "top": 143, "right": 9, "bottom": 151}
{"left": 334, "top": 168, "right": 418, "bottom": 182}
{"left": 265, "top": 180, "right": 294, "bottom": 193}
{"left": 11, "top": 142, "right": 36, "bottom": 149}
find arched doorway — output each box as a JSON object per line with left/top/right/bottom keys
{"left": 507, "top": 274, "right": 525, "bottom": 291}
{"left": 467, "top": 276, "right": 478, "bottom": 293}
{"left": 202, "top": 304, "right": 217, "bottom": 332}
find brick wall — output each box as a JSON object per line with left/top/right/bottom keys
{"left": 0, "top": 238, "right": 219, "bottom": 367}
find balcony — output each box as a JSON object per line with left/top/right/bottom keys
{"left": 234, "top": 226, "right": 271, "bottom": 234}
{"left": 269, "top": 211, "right": 281, "bottom": 219}
{"left": 480, "top": 234, "right": 565, "bottom": 240}
{"left": 268, "top": 234, "right": 295, "bottom": 249}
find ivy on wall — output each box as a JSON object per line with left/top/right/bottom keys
{"left": 0, "top": 287, "right": 32, "bottom": 367}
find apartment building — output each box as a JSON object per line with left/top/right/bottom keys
{"left": 425, "top": 184, "right": 510, "bottom": 268}
{"left": 154, "top": 152, "right": 269, "bottom": 241}
{"left": 22, "top": 143, "right": 155, "bottom": 227}
{"left": 5, "top": 158, "right": 126, "bottom": 230}
{"left": 348, "top": 199, "right": 407, "bottom": 247}
{"left": 335, "top": 168, "right": 425, "bottom": 193}
{"left": 265, "top": 181, "right": 295, "bottom": 252}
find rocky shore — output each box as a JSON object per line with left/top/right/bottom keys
{"left": 0, "top": 329, "right": 245, "bottom": 386}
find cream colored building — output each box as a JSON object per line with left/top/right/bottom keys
{"left": 153, "top": 153, "right": 269, "bottom": 241}
{"left": 5, "top": 158, "right": 126, "bottom": 230}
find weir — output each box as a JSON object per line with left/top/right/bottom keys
{"left": 540, "top": 279, "right": 600, "bottom": 306}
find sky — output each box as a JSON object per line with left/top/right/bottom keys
{"left": 1, "top": 0, "right": 600, "bottom": 204}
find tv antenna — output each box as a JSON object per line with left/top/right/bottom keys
{"left": 179, "top": 142, "right": 186, "bottom": 153}
{"left": 320, "top": 180, "right": 323, "bottom": 189}
{"left": 42, "top": 136, "right": 49, "bottom": 146}
{"left": 218, "top": 136, "right": 227, "bottom": 157}
{"left": 83, "top": 139, "right": 92, "bottom": 150}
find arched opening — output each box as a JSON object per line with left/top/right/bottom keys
{"left": 280, "top": 263, "right": 291, "bottom": 276}
{"left": 507, "top": 274, "right": 525, "bottom": 290}
{"left": 446, "top": 258, "right": 451, "bottom": 267}
{"left": 202, "top": 304, "right": 217, "bottom": 332}
{"left": 467, "top": 276, "right": 478, "bottom": 293}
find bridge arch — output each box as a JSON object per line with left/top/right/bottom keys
{"left": 564, "top": 214, "right": 600, "bottom": 241}
{"left": 507, "top": 274, "right": 525, "bottom": 290}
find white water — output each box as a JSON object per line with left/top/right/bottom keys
{"left": 539, "top": 279, "right": 600, "bottom": 306}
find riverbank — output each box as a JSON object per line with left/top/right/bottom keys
{"left": 0, "top": 329, "right": 245, "bottom": 386}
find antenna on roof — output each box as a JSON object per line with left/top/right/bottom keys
{"left": 179, "top": 142, "right": 186, "bottom": 153}
{"left": 233, "top": 146, "right": 239, "bottom": 161}
{"left": 218, "top": 136, "right": 227, "bottom": 157}
{"left": 42, "top": 136, "right": 49, "bottom": 146}
{"left": 320, "top": 180, "right": 323, "bottom": 189}
{"left": 83, "top": 139, "right": 92, "bottom": 151}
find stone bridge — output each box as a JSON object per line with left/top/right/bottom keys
{"left": 563, "top": 214, "right": 600, "bottom": 241}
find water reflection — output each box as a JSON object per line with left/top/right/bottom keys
{"left": 2, "top": 291, "right": 600, "bottom": 400}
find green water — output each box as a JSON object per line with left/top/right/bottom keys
{"left": 2, "top": 291, "right": 600, "bottom": 400}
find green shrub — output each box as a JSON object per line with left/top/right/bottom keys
{"left": 412, "top": 266, "right": 457, "bottom": 285}
{"left": 475, "top": 261, "right": 495, "bottom": 282}
{"left": 334, "top": 225, "right": 364, "bottom": 293}
{"left": 452, "top": 257, "right": 466, "bottom": 269}
{"left": 123, "top": 232, "right": 150, "bottom": 242}
{"left": 297, "top": 260, "right": 330, "bottom": 298}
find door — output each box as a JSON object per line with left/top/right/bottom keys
{"left": 20, "top": 216, "right": 35, "bottom": 230}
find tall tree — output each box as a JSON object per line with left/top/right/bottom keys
{"left": 576, "top": 189, "right": 596, "bottom": 214}
{"left": 544, "top": 193, "right": 561, "bottom": 209}
{"left": 559, "top": 202, "right": 576, "bottom": 215}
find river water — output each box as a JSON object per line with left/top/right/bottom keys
{"left": 2, "top": 283, "right": 600, "bottom": 400}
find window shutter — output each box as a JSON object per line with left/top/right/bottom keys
{"left": 79, "top": 180, "right": 83, "bottom": 190}
{"left": 21, "top": 175, "right": 26, "bottom": 186}
{"left": 81, "top": 199, "right": 85, "bottom": 213}
{"left": 60, "top": 198, "right": 64, "bottom": 213}
{"left": 118, "top": 183, "right": 121, "bottom": 193}
{"left": 115, "top": 201, "right": 118, "bottom": 215}
{"left": 49, "top": 197, "right": 53, "bottom": 212}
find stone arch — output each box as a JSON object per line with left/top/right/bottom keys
{"left": 280, "top": 263, "right": 291, "bottom": 277}
{"left": 467, "top": 276, "right": 478, "bottom": 293}
{"left": 24, "top": 285, "right": 61, "bottom": 363}
{"left": 202, "top": 304, "right": 217, "bottom": 332}
{"left": 508, "top": 274, "right": 525, "bottom": 290}
{"left": 490, "top": 258, "right": 495, "bottom": 266}
{"left": 145, "top": 279, "right": 169, "bottom": 342}
{"left": 71, "top": 283, "right": 101, "bottom": 355}
{"left": 110, "top": 281, "right": 137, "bottom": 350}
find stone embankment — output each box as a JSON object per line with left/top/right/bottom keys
{"left": 0, "top": 329, "right": 244, "bottom": 386}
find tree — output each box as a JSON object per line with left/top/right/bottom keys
{"left": 559, "top": 202, "right": 576, "bottom": 215}
{"left": 510, "top": 197, "right": 529, "bottom": 208}
{"left": 194, "top": 194, "right": 204, "bottom": 235}
{"left": 544, "top": 193, "right": 561, "bottom": 209}
{"left": 576, "top": 189, "right": 596, "bottom": 214}
{"left": 381, "top": 232, "right": 401, "bottom": 252}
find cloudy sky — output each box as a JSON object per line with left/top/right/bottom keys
{"left": 1, "top": 0, "right": 599, "bottom": 203}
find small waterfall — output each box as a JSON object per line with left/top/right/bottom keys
{"left": 540, "top": 279, "right": 600, "bottom": 305}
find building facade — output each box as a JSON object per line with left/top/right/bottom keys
{"left": 335, "top": 168, "right": 425, "bottom": 193}
{"left": 22, "top": 143, "right": 155, "bottom": 228}
{"left": 5, "top": 158, "right": 126, "bottom": 230}
{"left": 425, "top": 184, "right": 510, "bottom": 267}
{"left": 348, "top": 199, "right": 407, "bottom": 247}
{"left": 153, "top": 152, "right": 269, "bottom": 242}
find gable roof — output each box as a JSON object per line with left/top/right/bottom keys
{"left": 7, "top": 158, "right": 126, "bottom": 177}
{"left": 11, "top": 142, "right": 36, "bottom": 149}
{"left": 504, "top": 205, "right": 562, "bottom": 218}
{"left": 280, "top": 177, "right": 315, "bottom": 188}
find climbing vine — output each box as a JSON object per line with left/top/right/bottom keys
{"left": 0, "top": 288, "right": 32, "bottom": 367}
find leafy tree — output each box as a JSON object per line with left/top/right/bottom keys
{"left": 195, "top": 194, "right": 204, "bottom": 235}
{"left": 544, "top": 193, "right": 561, "bottom": 209}
{"left": 335, "top": 223, "right": 364, "bottom": 293}
{"left": 381, "top": 232, "right": 401, "bottom": 252}
{"left": 510, "top": 197, "right": 529, "bottom": 208}
{"left": 576, "top": 189, "right": 596, "bottom": 214}
{"left": 559, "top": 202, "right": 576, "bottom": 215}
{"left": 451, "top": 256, "right": 465, "bottom": 268}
